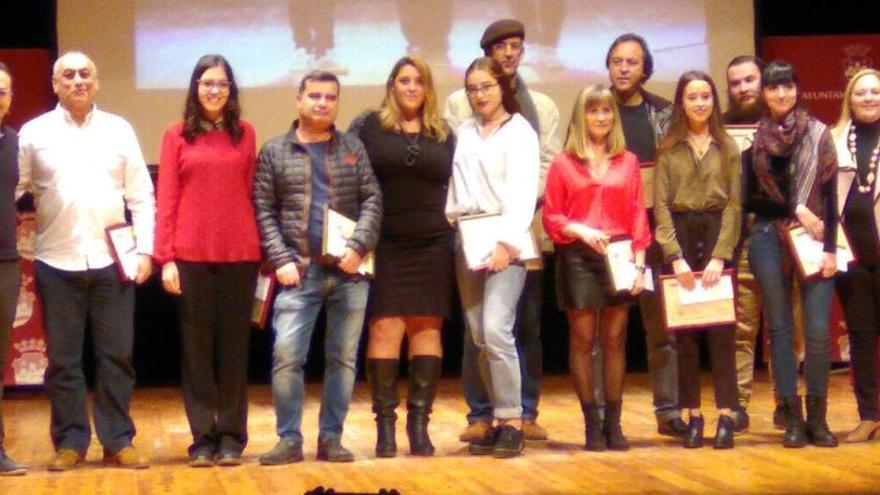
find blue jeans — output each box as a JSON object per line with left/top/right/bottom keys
{"left": 461, "top": 268, "right": 543, "bottom": 421}
{"left": 34, "top": 261, "right": 136, "bottom": 454}
{"left": 270, "top": 264, "right": 368, "bottom": 443}
{"left": 748, "top": 220, "right": 833, "bottom": 398}
{"left": 457, "top": 249, "right": 527, "bottom": 420}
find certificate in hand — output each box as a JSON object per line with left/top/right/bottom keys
{"left": 457, "top": 213, "right": 538, "bottom": 270}
{"left": 786, "top": 224, "right": 853, "bottom": 279}
{"left": 105, "top": 223, "right": 139, "bottom": 282}
{"left": 250, "top": 270, "right": 276, "bottom": 329}
{"left": 322, "top": 206, "right": 375, "bottom": 276}
{"left": 605, "top": 237, "right": 654, "bottom": 293}
{"left": 660, "top": 269, "right": 736, "bottom": 331}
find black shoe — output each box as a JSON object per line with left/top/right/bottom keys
{"left": 683, "top": 415, "right": 704, "bottom": 449}
{"left": 188, "top": 446, "right": 215, "bottom": 468}
{"left": 714, "top": 415, "right": 735, "bottom": 449}
{"left": 406, "top": 356, "right": 441, "bottom": 457}
{"left": 468, "top": 426, "right": 499, "bottom": 456}
{"left": 367, "top": 358, "right": 399, "bottom": 458}
{"left": 781, "top": 396, "right": 807, "bottom": 448}
{"left": 772, "top": 401, "right": 786, "bottom": 430}
{"left": 658, "top": 417, "right": 688, "bottom": 437}
{"left": 493, "top": 425, "right": 524, "bottom": 458}
{"left": 0, "top": 454, "right": 26, "bottom": 476}
{"left": 259, "top": 438, "right": 304, "bottom": 465}
{"left": 805, "top": 395, "right": 838, "bottom": 447}
{"left": 317, "top": 437, "right": 354, "bottom": 462}
{"left": 603, "top": 401, "right": 630, "bottom": 451}
{"left": 732, "top": 406, "right": 749, "bottom": 434}
{"left": 216, "top": 450, "right": 242, "bottom": 467}
{"left": 582, "top": 402, "right": 606, "bottom": 452}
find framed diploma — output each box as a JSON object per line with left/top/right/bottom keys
{"left": 251, "top": 270, "right": 276, "bottom": 329}
{"left": 105, "top": 223, "right": 139, "bottom": 282}
{"left": 605, "top": 237, "right": 654, "bottom": 293}
{"left": 725, "top": 124, "right": 758, "bottom": 153}
{"left": 786, "top": 224, "right": 854, "bottom": 279}
{"left": 321, "top": 206, "right": 375, "bottom": 276}
{"left": 457, "top": 213, "right": 539, "bottom": 270}
{"left": 660, "top": 269, "right": 736, "bottom": 331}
{"left": 639, "top": 162, "right": 654, "bottom": 208}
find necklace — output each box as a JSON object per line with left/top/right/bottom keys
{"left": 848, "top": 123, "right": 880, "bottom": 193}
{"left": 403, "top": 131, "right": 421, "bottom": 167}
{"left": 686, "top": 131, "right": 712, "bottom": 159}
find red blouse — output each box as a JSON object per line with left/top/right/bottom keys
{"left": 542, "top": 150, "right": 651, "bottom": 251}
{"left": 154, "top": 121, "right": 261, "bottom": 265}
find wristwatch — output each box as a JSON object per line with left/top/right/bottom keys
{"left": 634, "top": 264, "right": 646, "bottom": 274}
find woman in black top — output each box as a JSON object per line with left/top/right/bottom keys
{"left": 744, "top": 60, "right": 839, "bottom": 448}
{"left": 831, "top": 68, "right": 880, "bottom": 442}
{"left": 349, "top": 55, "right": 454, "bottom": 458}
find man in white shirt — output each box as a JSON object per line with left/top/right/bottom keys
{"left": 444, "top": 19, "right": 561, "bottom": 442}
{"left": 16, "top": 52, "right": 155, "bottom": 471}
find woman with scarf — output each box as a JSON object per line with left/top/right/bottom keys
{"left": 830, "top": 68, "right": 880, "bottom": 443}
{"left": 743, "top": 60, "right": 839, "bottom": 448}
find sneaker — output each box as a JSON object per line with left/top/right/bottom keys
{"left": 316, "top": 437, "right": 354, "bottom": 463}
{"left": 103, "top": 445, "right": 149, "bottom": 469}
{"left": 188, "top": 446, "right": 215, "bottom": 468}
{"left": 48, "top": 448, "right": 84, "bottom": 472}
{"left": 657, "top": 417, "right": 688, "bottom": 437}
{"left": 522, "top": 419, "right": 548, "bottom": 441}
{"left": 459, "top": 420, "right": 492, "bottom": 442}
{"left": 0, "top": 455, "right": 26, "bottom": 476}
{"left": 259, "top": 438, "right": 303, "bottom": 466}
{"left": 468, "top": 426, "right": 499, "bottom": 456}
{"left": 493, "top": 425, "right": 525, "bottom": 459}
{"left": 216, "top": 450, "right": 242, "bottom": 467}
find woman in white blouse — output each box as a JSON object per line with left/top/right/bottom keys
{"left": 446, "top": 57, "right": 540, "bottom": 458}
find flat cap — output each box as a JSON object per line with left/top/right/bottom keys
{"left": 480, "top": 19, "right": 525, "bottom": 51}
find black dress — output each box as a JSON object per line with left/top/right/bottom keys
{"left": 351, "top": 111, "right": 455, "bottom": 317}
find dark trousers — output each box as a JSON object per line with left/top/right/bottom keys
{"left": 671, "top": 212, "right": 737, "bottom": 410}
{"left": 35, "top": 261, "right": 136, "bottom": 454}
{"left": 0, "top": 260, "right": 20, "bottom": 453}
{"left": 836, "top": 263, "right": 880, "bottom": 421}
{"left": 177, "top": 261, "right": 258, "bottom": 454}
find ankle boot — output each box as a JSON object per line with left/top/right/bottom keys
{"left": 367, "top": 358, "right": 399, "bottom": 458}
{"left": 683, "top": 415, "right": 704, "bottom": 448}
{"left": 713, "top": 415, "right": 734, "bottom": 449}
{"left": 406, "top": 356, "right": 441, "bottom": 456}
{"left": 805, "top": 395, "right": 838, "bottom": 447}
{"left": 781, "top": 396, "right": 807, "bottom": 448}
{"left": 603, "top": 401, "right": 630, "bottom": 451}
{"left": 581, "top": 402, "right": 606, "bottom": 451}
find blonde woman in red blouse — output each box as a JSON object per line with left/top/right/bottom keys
{"left": 154, "top": 55, "right": 261, "bottom": 467}
{"left": 543, "top": 84, "right": 650, "bottom": 451}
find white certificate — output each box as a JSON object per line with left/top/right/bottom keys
{"left": 725, "top": 124, "right": 759, "bottom": 152}
{"left": 605, "top": 238, "right": 654, "bottom": 292}
{"left": 105, "top": 224, "right": 138, "bottom": 282}
{"left": 676, "top": 274, "right": 735, "bottom": 306}
{"left": 457, "top": 213, "right": 538, "bottom": 270}
{"left": 322, "top": 206, "right": 375, "bottom": 276}
{"left": 787, "top": 225, "right": 853, "bottom": 278}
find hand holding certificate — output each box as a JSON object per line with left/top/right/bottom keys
{"left": 786, "top": 224, "right": 853, "bottom": 279}
{"left": 457, "top": 213, "right": 538, "bottom": 270}
{"left": 605, "top": 237, "right": 654, "bottom": 293}
{"left": 322, "top": 206, "right": 375, "bottom": 276}
{"left": 105, "top": 223, "right": 139, "bottom": 282}
{"left": 660, "top": 269, "right": 736, "bottom": 331}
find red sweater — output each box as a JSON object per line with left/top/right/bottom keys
{"left": 542, "top": 150, "right": 651, "bottom": 251}
{"left": 154, "top": 121, "right": 261, "bottom": 265}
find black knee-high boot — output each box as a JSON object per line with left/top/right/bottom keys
{"left": 407, "top": 356, "right": 441, "bottom": 456}
{"left": 367, "top": 358, "right": 400, "bottom": 458}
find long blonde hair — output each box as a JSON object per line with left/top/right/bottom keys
{"left": 832, "top": 68, "right": 880, "bottom": 139}
{"left": 378, "top": 55, "right": 448, "bottom": 142}
{"left": 563, "top": 84, "right": 626, "bottom": 161}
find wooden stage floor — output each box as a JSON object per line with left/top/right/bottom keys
{"left": 1, "top": 371, "right": 878, "bottom": 494}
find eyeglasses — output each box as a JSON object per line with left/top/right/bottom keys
{"left": 198, "top": 79, "right": 231, "bottom": 92}
{"left": 0, "top": 89, "right": 11, "bottom": 98}
{"left": 465, "top": 82, "right": 499, "bottom": 96}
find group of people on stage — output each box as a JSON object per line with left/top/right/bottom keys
{"left": 1, "top": 16, "right": 879, "bottom": 475}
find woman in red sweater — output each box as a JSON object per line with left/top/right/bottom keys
{"left": 543, "top": 84, "right": 650, "bottom": 451}
{"left": 154, "top": 54, "right": 260, "bottom": 467}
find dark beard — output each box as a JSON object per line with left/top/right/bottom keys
{"left": 725, "top": 99, "right": 764, "bottom": 125}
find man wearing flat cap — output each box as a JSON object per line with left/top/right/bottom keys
{"left": 444, "top": 18, "right": 561, "bottom": 443}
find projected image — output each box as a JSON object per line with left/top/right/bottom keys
{"left": 135, "top": 0, "right": 708, "bottom": 89}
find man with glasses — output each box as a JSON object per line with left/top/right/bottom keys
{"left": 0, "top": 61, "right": 26, "bottom": 476}
{"left": 16, "top": 52, "right": 155, "bottom": 471}
{"left": 444, "top": 18, "right": 561, "bottom": 443}
{"left": 254, "top": 70, "right": 381, "bottom": 465}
